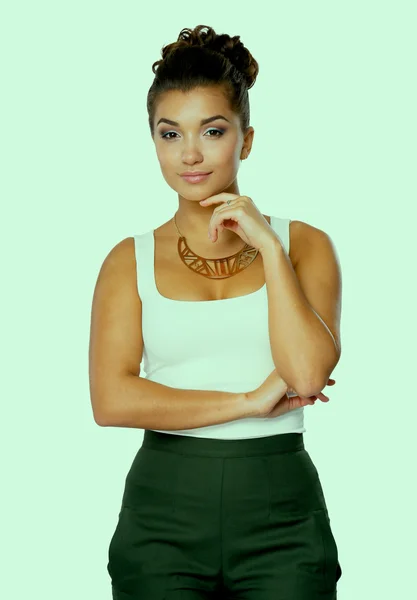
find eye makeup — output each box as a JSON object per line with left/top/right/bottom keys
{"left": 159, "top": 128, "right": 226, "bottom": 140}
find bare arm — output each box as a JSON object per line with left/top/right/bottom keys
{"left": 99, "top": 375, "right": 254, "bottom": 429}
{"left": 88, "top": 236, "right": 256, "bottom": 429}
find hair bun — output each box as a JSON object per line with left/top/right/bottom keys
{"left": 156, "top": 25, "right": 258, "bottom": 89}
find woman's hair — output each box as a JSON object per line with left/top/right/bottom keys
{"left": 147, "top": 24, "right": 259, "bottom": 138}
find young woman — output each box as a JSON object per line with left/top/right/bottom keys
{"left": 89, "top": 24, "right": 343, "bottom": 600}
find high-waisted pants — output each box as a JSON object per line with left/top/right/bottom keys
{"left": 107, "top": 430, "right": 342, "bottom": 599}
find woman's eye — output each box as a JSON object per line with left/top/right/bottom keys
{"left": 161, "top": 131, "right": 178, "bottom": 140}
{"left": 160, "top": 128, "right": 224, "bottom": 140}
{"left": 205, "top": 128, "right": 224, "bottom": 137}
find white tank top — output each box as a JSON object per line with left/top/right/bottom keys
{"left": 133, "top": 215, "right": 305, "bottom": 439}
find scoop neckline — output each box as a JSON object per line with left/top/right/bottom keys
{"left": 151, "top": 229, "right": 268, "bottom": 304}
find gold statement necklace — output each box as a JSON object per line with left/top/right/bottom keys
{"left": 172, "top": 205, "right": 259, "bottom": 280}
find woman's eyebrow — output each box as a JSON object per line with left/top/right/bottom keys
{"left": 157, "top": 115, "right": 231, "bottom": 127}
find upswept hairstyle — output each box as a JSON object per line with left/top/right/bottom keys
{"left": 147, "top": 25, "right": 259, "bottom": 138}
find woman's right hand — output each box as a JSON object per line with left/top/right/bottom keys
{"left": 246, "top": 369, "right": 336, "bottom": 418}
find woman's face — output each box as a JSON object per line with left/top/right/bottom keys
{"left": 152, "top": 86, "right": 254, "bottom": 200}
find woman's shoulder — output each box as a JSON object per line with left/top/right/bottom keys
{"left": 288, "top": 219, "right": 333, "bottom": 269}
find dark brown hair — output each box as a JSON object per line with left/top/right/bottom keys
{"left": 147, "top": 25, "right": 259, "bottom": 137}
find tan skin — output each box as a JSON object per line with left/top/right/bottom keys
{"left": 152, "top": 85, "right": 286, "bottom": 302}
{"left": 151, "top": 85, "right": 334, "bottom": 409}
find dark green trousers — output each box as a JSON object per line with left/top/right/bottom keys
{"left": 107, "top": 430, "right": 342, "bottom": 599}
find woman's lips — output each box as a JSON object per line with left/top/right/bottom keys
{"left": 180, "top": 173, "right": 212, "bottom": 184}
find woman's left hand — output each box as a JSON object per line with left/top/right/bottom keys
{"left": 199, "top": 193, "right": 278, "bottom": 253}
{"left": 265, "top": 378, "right": 336, "bottom": 419}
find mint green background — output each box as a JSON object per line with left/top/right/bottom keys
{"left": 2, "top": 2, "right": 416, "bottom": 598}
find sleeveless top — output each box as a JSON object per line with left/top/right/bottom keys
{"left": 133, "top": 215, "right": 305, "bottom": 439}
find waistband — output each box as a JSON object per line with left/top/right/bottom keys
{"left": 142, "top": 430, "right": 305, "bottom": 458}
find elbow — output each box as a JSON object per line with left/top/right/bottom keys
{"left": 298, "top": 380, "right": 325, "bottom": 398}
{"left": 95, "top": 414, "right": 108, "bottom": 427}
{"left": 293, "top": 380, "right": 320, "bottom": 399}
{"left": 94, "top": 402, "right": 118, "bottom": 426}
{"left": 91, "top": 394, "right": 113, "bottom": 427}
{"left": 94, "top": 409, "right": 109, "bottom": 426}
{"left": 278, "top": 372, "right": 329, "bottom": 399}
{"left": 300, "top": 357, "right": 341, "bottom": 398}
{"left": 294, "top": 374, "right": 329, "bottom": 398}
